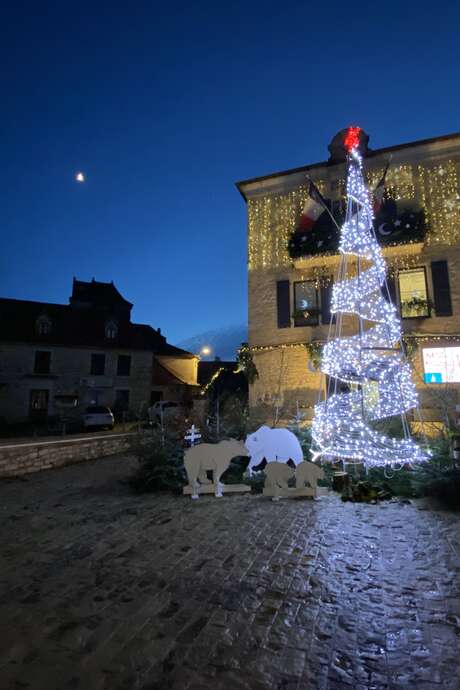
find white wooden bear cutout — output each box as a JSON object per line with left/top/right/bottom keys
{"left": 244, "top": 426, "right": 303, "bottom": 473}
{"left": 183, "top": 439, "right": 250, "bottom": 499}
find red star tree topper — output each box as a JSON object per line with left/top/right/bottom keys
{"left": 344, "top": 126, "right": 362, "bottom": 152}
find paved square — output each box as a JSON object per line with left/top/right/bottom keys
{"left": 1, "top": 454, "right": 459, "bottom": 689}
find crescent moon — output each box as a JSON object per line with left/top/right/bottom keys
{"left": 378, "top": 223, "right": 392, "bottom": 236}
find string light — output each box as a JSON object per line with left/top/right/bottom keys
{"left": 249, "top": 334, "right": 460, "bottom": 354}
{"left": 311, "top": 144, "right": 430, "bottom": 468}
{"left": 247, "top": 159, "right": 460, "bottom": 271}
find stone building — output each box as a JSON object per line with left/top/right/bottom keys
{"left": 0, "top": 278, "right": 198, "bottom": 424}
{"left": 237, "top": 130, "right": 460, "bottom": 428}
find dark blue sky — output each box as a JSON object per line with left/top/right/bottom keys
{"left": 2, "top": 1, "right": 459, "bottom": 345}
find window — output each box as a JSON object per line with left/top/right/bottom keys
{"left": 398, "top": 268, "right": 430, "bottom": 318}
{"left": 36, "top": 315, "right": 51, "bottom": 335}
{"left": 423, "top": 347, "right": 460, "bottom": 383}
{"left": 90, "top": 353, "right": 105, "bottom": 375}
{"left": 29, "top": 389, "right": 49, "bottom": 419}
{"left": 105, "top": 320, "right": 118, "bottom": 339}
{"left": 117, "top": 354, "right": 131, "bottom": 376}
{"left": 293, "top": 281, "right": 319, "bottom": 326}
{"left": 34, "top": 351, "right": 51, "bottom": 374}
{"left": 114, "top": 389, "right": 130, "bottom": 411}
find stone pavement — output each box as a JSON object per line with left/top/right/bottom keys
{"left": 0, "top": 454, "right": 459, "bottom": 690}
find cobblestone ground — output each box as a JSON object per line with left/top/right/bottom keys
{"left": 0, "top": 454, "right": 460, "bottom": 690}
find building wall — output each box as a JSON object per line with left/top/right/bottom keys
{"left": 244, "top": 136, "right": 460, "bottom": 426}
{"left": 0, "top": 343, "right": 153, "bottom": 422}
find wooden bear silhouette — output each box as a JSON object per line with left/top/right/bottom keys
{"left": 184, "top": 439, "right": 248, "bottom": 499}
{"left": 263, "top": 460, "right": 325, "bottom": 500}
{"left": 264, "top": 462, "right": 295, "bottom": 491}
{"left": 295, "top": 461, "right": 324, "bottom": 489}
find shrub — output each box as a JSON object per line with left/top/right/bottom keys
{"left": 221, "top": 455, "right": 250, "bottom": 484}
{"left": 410, "top": 438, "right": 460, "bottom": 509}
{"left": 129, "top": 433, "right": 186, "bottom": 493}
{"left": 244, "top": 471, "right": 266, "bottom": 494}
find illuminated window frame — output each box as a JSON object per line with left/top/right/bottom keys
{"left": 293, "top": 281, "right": 319, "bottom": 327}
{"left": 398, "top": 267, "right": 430, "bottom": 319}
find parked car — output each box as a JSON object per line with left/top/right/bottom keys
{"left": 83, "top": 405, "right": 114, "bottom": 430}
{"left": 148, "top": 401, "right": 185, "bottom": 425}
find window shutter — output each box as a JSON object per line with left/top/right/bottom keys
{"left": 276, "top": 280, "right": 291, "bottom": 328}
{"left": 431, "top": 260, "right": 452, "bottom": 316}
{"left": 321, "top": 281, "right": 335, "bottom": 324}
{"left": 383, "top": 275, "right": 397, "bottom": 306}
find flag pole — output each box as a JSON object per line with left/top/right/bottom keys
{"left": 305, "top": 174, "right": 342, "bottom": 231}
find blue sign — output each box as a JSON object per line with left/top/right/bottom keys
{"left": 424, "top": 372, "right": 443, "bottom": 384}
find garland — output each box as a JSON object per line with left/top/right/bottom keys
{"left": 237, "top": 343, "right": 259, "bottom": 384}
{"left": 288, "top": 199, "right": 426, "bottom": 260}
{"left": 304, "top": 341, "right": 323, "bottom": 369}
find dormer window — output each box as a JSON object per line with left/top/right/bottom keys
{"left": 36, "top": 315, "right": 51, "bottom": 336}
{"left": 105, "top": 320, "right": 118, "bottom": 339}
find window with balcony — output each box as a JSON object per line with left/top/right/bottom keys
{"left": 398, "top": 268, "right": 430, "bottom": 318}
{"left": 117, "top": 354, "right": 131, "bottom": 376}
{"left": 34, "top": 351, "right": 51, "bottom": 375}
{"left": 293, "top": 281, "right": 319, "bottom": 326}
{"left": 90, "top": 353, "right": 105, "bottom": 375}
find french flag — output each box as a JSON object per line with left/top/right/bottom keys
{"left": 296, "top": 179, "right": 328, "bottom": 233}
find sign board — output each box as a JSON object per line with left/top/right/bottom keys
{"left": 422, "top": 347, "right": 460, "bottom": 384}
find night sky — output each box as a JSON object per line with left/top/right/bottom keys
{"left": 2, "top": 1, "right": 459, "bottom": 345}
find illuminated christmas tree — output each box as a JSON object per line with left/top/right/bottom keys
{"left": 311, "top": 127, "right": 430, "bottom": 469}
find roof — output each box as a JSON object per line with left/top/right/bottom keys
{"left": 157, "top": 342, "right": 197, "bottom": 359}
{"left": 236, "top": 130, "right": 460, "bottom": 201}
{"left": 70, "top": 278, "right": 133, "bottom": 309}
{"left": 0, "top": 280, "right": 194, "bottom": 358}
{"left": 197, "top": 360, "right": 239, "bottom": 385}
{"left": 0, "top": 297, "right": 161, "bottom": 351}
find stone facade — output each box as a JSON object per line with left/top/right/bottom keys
{"left": 0, "top": 279, "right": 199, "bottom": 425}
{"left": 0, "top": 342, "right": 155, "bottom": 422}
{"left": 237, "top": 131, "right": 460, "bottom": 426}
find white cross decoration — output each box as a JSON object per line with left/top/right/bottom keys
{"left": 294, "top": 401, "right": 302, "bottom": 425}
{"left": 185, "top": 424, "right": 201, "bottom": 446}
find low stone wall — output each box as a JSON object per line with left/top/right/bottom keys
{"left": 0, "top": 432, "right": 137, "bottom": 479}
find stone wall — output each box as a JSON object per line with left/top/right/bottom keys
{"left": 0, "top": 343, "right": 154, "bottom": 423}
{"left": 0, "top": 432, "right": 137, "bottom": 479}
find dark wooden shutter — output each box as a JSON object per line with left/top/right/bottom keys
{"left": 431, "top": 260, "right": 452, "bottom": 316}
{"left": 276, "top": 280, "right": 291, "bottom": 328}
{"left": 321, "top": 280, "right": 335, "bottom": 324}
{"left": 383, "top": 274, "right": 397, "bottom": 307}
